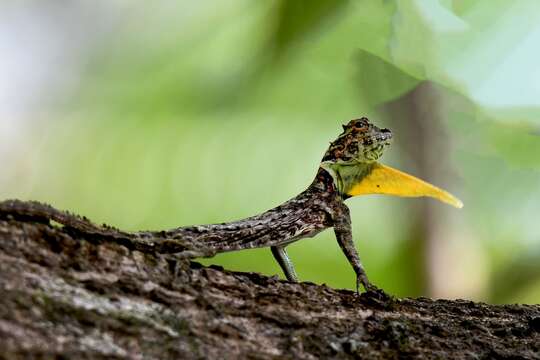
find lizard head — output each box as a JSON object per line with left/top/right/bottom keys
{"left": 321, "top": 118, "right": 392, "bottom": 164}
{"left": 319, "top": 118, "right": 463, "bottom": 208}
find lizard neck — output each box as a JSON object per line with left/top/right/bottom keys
{"left": 310, "top": 167, "right": 340, "bottom": 197}
{"left": 315, "top": 162, "right": 374, "bottom": 200}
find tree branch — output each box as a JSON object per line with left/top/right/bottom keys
{"left": 0, "top": 202, "right": 538, "bottom": 359}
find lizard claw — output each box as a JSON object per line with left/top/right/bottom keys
{"left": 356, "top": 273, "right": 378, "bottom": 294}
{"left": 356, "top": 275, "right": 392, "bottom": 304}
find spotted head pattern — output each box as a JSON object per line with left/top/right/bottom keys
{"left": 321, "top": 118, "right": 393, "bottom": 165}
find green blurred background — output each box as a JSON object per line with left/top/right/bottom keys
{"left": 1, "top": 1, "right": 539, "bottom": 304}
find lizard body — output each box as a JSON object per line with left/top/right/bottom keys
{"left": 0, "top": 118, "right": 461, "bottom": 292}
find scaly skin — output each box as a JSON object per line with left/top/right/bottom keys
{"left": 0, "top": 118, "right": 391, "bottom": 293}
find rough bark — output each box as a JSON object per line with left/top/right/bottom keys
{"left": 0, "top": 205, "right": 538, "bottom": 359}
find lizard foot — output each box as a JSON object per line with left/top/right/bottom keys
{"left": 356, "top": 273, "right": 378, "bottom": 294}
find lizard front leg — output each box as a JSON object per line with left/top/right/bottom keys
{"left": 333, "top": 203, "right": 377, "bottom": 293}
{"left": 271, "top": 245, "right": 299, "bottom": 282}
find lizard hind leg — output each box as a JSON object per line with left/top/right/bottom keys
{"left": 271, "top": 245, "right": 299, "bottom": 282}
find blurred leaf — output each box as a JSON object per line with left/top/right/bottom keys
{"left": 487, "top": 124, "right": 540, "bottom": 169}
{"left": 264, "top": 0, "right": 540, "bottom": 124}
{"left": 386, "top": 0, "right": 540, "bottom": 124}
{"left": 266, "top": 0, "right": 349, "bottom": 61}
{"left": 355, "top": 50, "right": 420, "bottom": 107}
{"left": 490, "top": 249, "right": 540, "bottom": 303}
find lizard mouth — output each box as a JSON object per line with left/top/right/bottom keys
{"left": 363, "top": 132, "right": 392, "bottom": 161}
{"left": 376, "top": 129, "right": 393, "bottom": 146}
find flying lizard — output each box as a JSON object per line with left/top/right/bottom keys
{"left": 0, "top": 118, "right": 462, "bottom": 293}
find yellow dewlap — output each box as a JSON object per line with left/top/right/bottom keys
{"left": 347, "top": 163, "right": 463, "bottom": 208}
